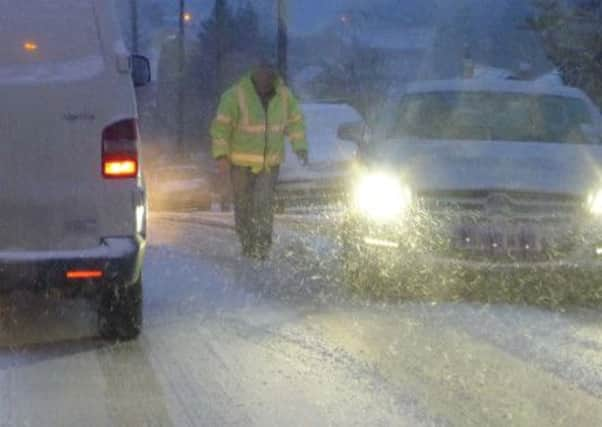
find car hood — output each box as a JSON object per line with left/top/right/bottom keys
{"left": 369, "top": 139, "right": 602, "bottom": 196}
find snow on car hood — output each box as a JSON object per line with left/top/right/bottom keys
{"left": 371, "top": 139, "right": 602, "bottom": 195}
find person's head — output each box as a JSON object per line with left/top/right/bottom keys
{"left": 251, "top": 61, "right": 278, "bottom": 96}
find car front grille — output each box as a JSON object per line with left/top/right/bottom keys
{"left": 413, "top": 190, "right": 585, "bottom": 262}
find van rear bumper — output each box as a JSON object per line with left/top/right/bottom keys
{"left": 0, "top": 237, "right": 145, "bottom": 293}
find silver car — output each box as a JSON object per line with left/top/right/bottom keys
{"left": 340, "top": 79, "right": 602, "bottom": 299}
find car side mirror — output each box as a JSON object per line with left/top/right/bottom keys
{"left": 131, "top": 55, "right": 151, "bottom": 87}
{"left": 338, "top": 121, "right": 367, "bottom": 144}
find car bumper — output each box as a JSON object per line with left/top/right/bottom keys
{"left": 0, "top": 237, "right": 145, "bottom": 293}
{"left": 406, "top": 253, "right": 602, "bottom": 274}
{"left": 345, "top": 218, "right": 602, "bottom": 275}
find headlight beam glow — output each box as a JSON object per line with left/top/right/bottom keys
{"left": 588, "top": 189, "right": 602, "bottom": 215}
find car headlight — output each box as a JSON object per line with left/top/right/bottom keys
{"left": 353, "top": 172, "right": 412, "bottom": 221}
{"left": 588, "top": 189, "right": 602, "bottom": 215}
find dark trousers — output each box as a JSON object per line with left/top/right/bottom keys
{"left": 230, "top": 166, "right": 279, "bottom": 256}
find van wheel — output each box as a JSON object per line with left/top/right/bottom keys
{"left": 98, "top": 277, "right": 143, "bottom": 341}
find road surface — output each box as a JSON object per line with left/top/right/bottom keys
{"left": 1, "top": 213, "right": 602, "bottom": 426}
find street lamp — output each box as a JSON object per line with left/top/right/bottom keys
{"left": 177, "top": 0, "right": 187, "bottom": 147}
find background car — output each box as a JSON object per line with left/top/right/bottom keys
{"left": 276, "top": 102, "right": 362, "bottom": 211}
{"left": 147, "top": 161, "right": 213, "bottom": 212}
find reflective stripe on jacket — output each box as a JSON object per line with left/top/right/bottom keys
{"left": 210, "top": 74, "right": 308, "bottom": 173}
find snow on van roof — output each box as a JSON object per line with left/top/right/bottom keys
{"left": 404, "top": 79, "right": 588, "bottom": 100}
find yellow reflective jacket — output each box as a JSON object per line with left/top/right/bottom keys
{"left": 210, "top": 74, "right": 307, "bottom": 173}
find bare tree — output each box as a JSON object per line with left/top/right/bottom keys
{"left": 528, "top": 0, "right": 602, "bottom": 105}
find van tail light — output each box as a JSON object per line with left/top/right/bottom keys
{"left": 102, "top": 119, "right": 139, "bottom": 179}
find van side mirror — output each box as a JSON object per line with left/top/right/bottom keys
{"left": 131, "top": 55, "right": 151, "bottom": 87}
{"left": 337, "top": 121, "right": 366, "bottom": 144}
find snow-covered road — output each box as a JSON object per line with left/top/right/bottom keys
{"left": 1, "top": 214, "right": 602, "bottom": 426}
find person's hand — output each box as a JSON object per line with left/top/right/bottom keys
{"left": 217, "top": 157, "right": 230, "bottom": 176}
{"left": 296, "top": 150, "right": 309, "bottom": 167}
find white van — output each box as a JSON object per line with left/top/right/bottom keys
{"left": 0, "top": 1, "right": 150, "bottom": 339}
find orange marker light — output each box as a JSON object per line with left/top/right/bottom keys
{"left": 24, "top": 41, "right": 38, "bottom": 52}
{"left": 103, "top": 160, "right": 137, "bottom": 178}
{"left": 67, "top": 270, "right": 103, "bottom": 280}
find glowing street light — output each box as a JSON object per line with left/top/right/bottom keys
{"left": 183, "top": 12, "right": 193, "bottom": 23}
{"left": 23, "top": 41, "right": 38, "bottom": 52}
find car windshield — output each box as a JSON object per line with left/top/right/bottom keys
{"left": 392, "top": 91, "right": 594, "bottom": 143}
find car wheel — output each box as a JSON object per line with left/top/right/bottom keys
{"left": 342, "top": 243, "right": 369, "bottom": 290}
{"left": 98, "top": 276, "right": 143, "bottom": 341}
{"left": 340, "top": 219, "right": 410, "bottom": 298}
{"left": 274, "top": 197, "right": 286, "bottom": 214}
{"left": 340, "top": 222, "right": 375, "bottom": 292}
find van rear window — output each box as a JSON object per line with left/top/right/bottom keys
{"left": 0, "top": 1, "right": 101, "bottom": 66}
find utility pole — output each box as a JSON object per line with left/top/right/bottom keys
{"left": 129, "top": 0, "right": 139, "bottom": 54}
{"left": 215, "top": 0, "right": 226, "bottom": 95}
{"left": 176, "top": 0, "right": 186, "bottom": 148}
{"left": 276, "top": 0, "right": 288, "bottom": 81}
